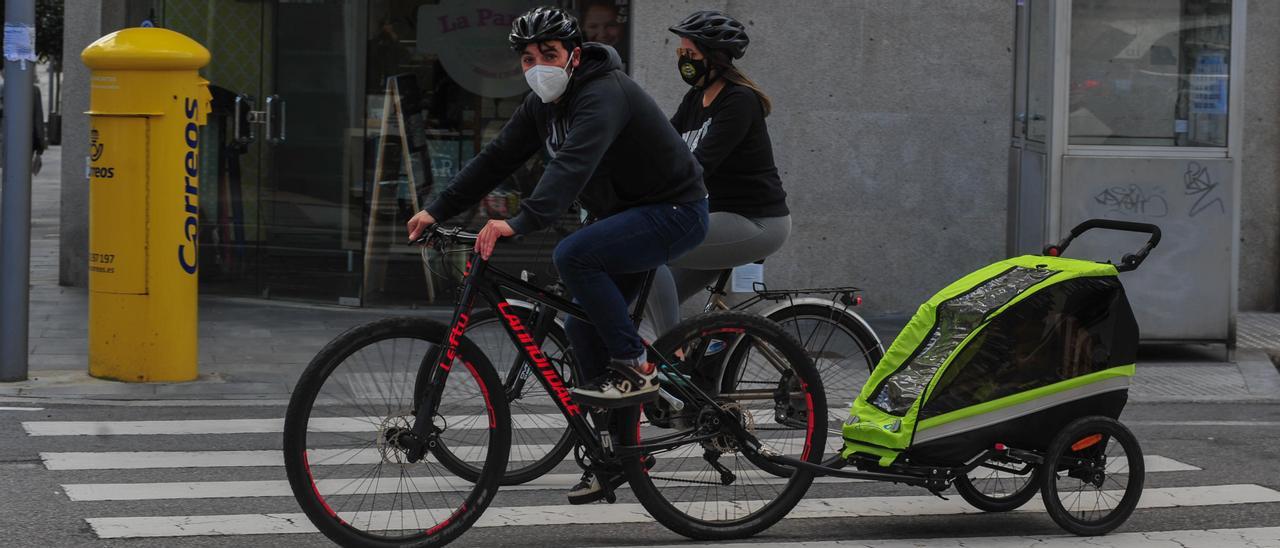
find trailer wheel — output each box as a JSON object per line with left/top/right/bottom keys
{"left": 953, "top": 456, "right": 1040, "bottom": 512}
{"left": 1040, "top": 416, "right": 1144, "bottom": 535}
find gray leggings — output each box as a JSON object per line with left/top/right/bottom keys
{"left": 646, "top": 213, "right": 791, "bottom": 336}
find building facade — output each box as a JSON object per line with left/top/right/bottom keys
{"left": 60, "top": 0, "right": 1280, "bottom": 323}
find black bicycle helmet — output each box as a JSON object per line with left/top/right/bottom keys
{"left": 668, "top": 10, "right": 749, "bottom": 59}
{"left": 510, "top": 6, "right": 581, "bottom": 52}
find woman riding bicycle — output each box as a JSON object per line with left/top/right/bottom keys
{"left": 647, "top": 10, "right": 791, "bottom": 336}
{"left": 406, "top": 6, "right": 708, "bottom": 501}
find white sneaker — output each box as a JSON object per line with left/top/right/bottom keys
{"left": 570, "top": 361, "right": 659, "bottom": 409}
{"left": 566, "top": 471, "right": 625, "bottom": 505}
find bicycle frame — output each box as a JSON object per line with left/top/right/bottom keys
{"left": 406, "top": 239, "right": 726, "bottom": 473}
{"left": 410, "top": 253, "right": 591, "bottom": 457}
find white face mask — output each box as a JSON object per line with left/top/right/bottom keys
{"left": 524, "top": 50, "right": 574, "bottom": 103}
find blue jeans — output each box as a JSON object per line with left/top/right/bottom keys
{"left": 554, "top": 199, "right": 709, "bottom": 381}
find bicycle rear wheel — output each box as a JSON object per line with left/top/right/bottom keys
{"left": 765, "top": 303, "right": 882, "bottom": 468}
{"left": 283, "top": 317, "right": 510, "bottom": 547}
{"left": 620, "top": 311, "right": 826, "bottom": 541}
{"left": 453, "top": 306, "right": 576, "bottom": 485}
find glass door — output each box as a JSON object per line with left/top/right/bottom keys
{"left": 260, "top": 1, "right": 367, "bottom": 303}
{"left": 137, "top": 0, "right": 368, "bottom": 304}
{"left": 142, "top": 0, "right": 272, "bottom": 298}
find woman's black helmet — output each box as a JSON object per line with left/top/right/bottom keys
{"left": 510, "top": 6, "right": 582, "bottom": 52}
{"left": 669, "top": 10, "right": 749, "bottom": 59}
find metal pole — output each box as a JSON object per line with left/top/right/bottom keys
{"left": 47, "top": 64, "right": 55, "bottom": 116}
{"left": 1, "top": 0, "right": 37, "bottom": 382}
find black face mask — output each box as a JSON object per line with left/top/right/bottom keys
{"left": 678, "top": 54, "right": 709, "bottom": 86}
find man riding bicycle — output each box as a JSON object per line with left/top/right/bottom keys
{"left": 406, "top": 6, "right": 709, "bottom": 503}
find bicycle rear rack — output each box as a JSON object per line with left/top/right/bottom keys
{"left": 750, "top": 283, "right": 863, "bottom": 305}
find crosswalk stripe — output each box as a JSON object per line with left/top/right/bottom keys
{"left": 64, "top": 471, "right": 836, "bottom": 501}
{"left": 84, "top": 484, "right": 1280, "bottom": 539}
{"left": 39, "top": 435, "right": 815, "bottom": 470}
{"left": 22, "top": 414, "right": 568, "bottom": 436}
{"left": 1129, "top": 420, "right": 1280, "bottom": 427}
{"left": 23, "top": 410, "right": 849, "bottom": 436}
{"left": 976, "top": 454, "right": 1195, "bottom": 476}
{"left": 58, "top": 454, "right": 1200, "bottom": 501}
{"left": 38, "top": 443, "right": 791, "bottom": 471}
{"left": 0, "top": 406, "right": 44, "bottom": 411}
{"left": 40, "top": 444, "right": 1199, "bottom": 472}
{"left": 588, "top": 526, "right": 1280, "bottom": 548}
{"left": 41, "top": 445, "right": 551, "bottom": 470}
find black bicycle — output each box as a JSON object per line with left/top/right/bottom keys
{"left": 283, "top": 225, "right": 828, "bottom": 547}
{"left": 459, "top": 257, "right": 883, "bottom": 485}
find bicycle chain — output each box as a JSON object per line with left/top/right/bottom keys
{"left": 647, "top": 474, "right": 732, "bottom": 486}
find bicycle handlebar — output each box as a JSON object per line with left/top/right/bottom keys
{"left": 408, "top": 225, "right": 479, "bottom": 247}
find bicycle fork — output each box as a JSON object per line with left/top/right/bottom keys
{"left": 404, "top": 255, "right": 486, "bottom": 463}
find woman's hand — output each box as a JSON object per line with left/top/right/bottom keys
{"left": 407, "top": 210, "right": 437, "bottom": 242}
{"left": 475, "top": 220, "right": 515, "bottom": 259}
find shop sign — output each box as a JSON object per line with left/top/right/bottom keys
{"left": 417, "top": 0, "right": 539, "bottom": 98}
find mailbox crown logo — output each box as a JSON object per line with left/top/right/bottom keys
{"left": 90, "top": 130, "right": 105, "bottom": 161}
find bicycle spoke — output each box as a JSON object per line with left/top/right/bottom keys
{"left": 624, "top": 312, "right": 823, "bottom": 534}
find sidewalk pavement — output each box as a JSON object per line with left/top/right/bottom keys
{"left": 2, "top": 146, "right": 1279, "bottom": 404}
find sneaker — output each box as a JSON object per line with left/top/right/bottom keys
{"left": 566, "top": 471, "right": 626, "bottom": 505}
{"left": 570, "top": 360, "right": 660, "bottom": 409}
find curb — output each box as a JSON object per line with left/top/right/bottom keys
{"left": 0, "top": 369, "right": 294, "bottom": 403}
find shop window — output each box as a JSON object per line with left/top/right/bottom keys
{"left": 1069, "top": 0, "right": 1230, "bottom": 147}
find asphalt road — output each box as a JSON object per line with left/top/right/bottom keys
{"left": 0, "top": 400, "right": 1277, "bottom": 547}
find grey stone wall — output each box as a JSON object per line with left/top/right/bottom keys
{"left": 59, "top": 0, "right": 128, "bottom": 287}
{"left": 1241, "top": 0, "right": 1280, "bottom": 311}
{"left": 56, "top": 0, "right": 1278, "bottom": 313}
{"left": 632, "top": 0, "right": 1014, "bottom": 315}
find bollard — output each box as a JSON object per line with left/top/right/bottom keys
{"left": 82, "top": 28, "right": 211, "bottom": 382}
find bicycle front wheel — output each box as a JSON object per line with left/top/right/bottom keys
{"left": 283, "top": 317, "right": 510, "bottom": 547}
{"left": 620, "top": 311, "right": 826, "bottom": 541}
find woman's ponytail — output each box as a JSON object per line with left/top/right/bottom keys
{"left": 707, "top": 49, "right": 772, "bottom": 116}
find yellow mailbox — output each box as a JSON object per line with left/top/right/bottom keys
{"left": 82, "top": 28, "right": 211, "bottom": 382}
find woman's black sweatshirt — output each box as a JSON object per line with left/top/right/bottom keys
{"left": 671, "top": 82, "right": 788, "bottom": 217}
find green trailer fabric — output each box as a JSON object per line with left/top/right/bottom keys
{"left": 841, "top": 255, "right": 1136, "bottom": 464}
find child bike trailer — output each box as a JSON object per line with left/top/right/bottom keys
{"left": 842, "top": 219, "right": 1160, "bottom": 467}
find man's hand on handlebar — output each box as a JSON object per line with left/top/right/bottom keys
{"left": 407, "top": 210, "right": 437, "bottom": 243}
{"left": 475, "top": 220, "right": 515, "bottom": 260}
{"left": 406, "top": 211, "right": 515, "bottom": 258}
